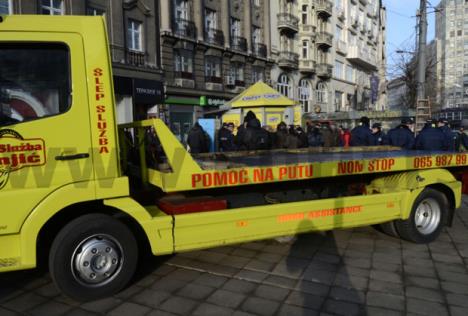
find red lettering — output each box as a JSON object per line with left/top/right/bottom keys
{"left": 96, "top": 105, "right": 106, "bottom": 113}
{"left": 95, "top": 93, "right": 105, "bottom": 101}
{"left": 192, "top": 174, "right": 202, "bottom": 187}
{"left": 99, "top": 147, "right": 109, "bottom": 154}
{"left": 99, "top": 139, "right": 108, "bottom": 146}
{"left": 94, "top": 68, "right": 103, "bottom": 76}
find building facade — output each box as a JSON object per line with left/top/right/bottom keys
{"left": 2, "top": 0, "right": 165, "bottom": 124}
{"left": 270, "top": 0, "right": 386, "bottom": 125}
{"left": 436, "top": 0, "right": 468, "bottom": 113}
{"left": 159, "top": 0, "right": 272, "bottom": 142}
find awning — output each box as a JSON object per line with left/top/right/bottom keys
{"left": 224, "top": 81, "right": 296, "bottom": 108}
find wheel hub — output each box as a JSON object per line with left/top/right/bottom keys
{"left": 414, "top": 198, "right": 441, "bottom": 235}
{"left": 72, "top": 235, "right": 123, "bottom": 285}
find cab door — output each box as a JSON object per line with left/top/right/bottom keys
{"left": 0, "top": 33, "right": 94, "bottom": 235}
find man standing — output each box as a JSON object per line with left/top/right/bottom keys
{"left": 415, "top": 120, "right": 447, "bottom": 151}
{"left": 438, "top": 119, "right": 457, "bottom": 152}
{"left": 350, "top": 116, "right": 373, "bottom": 146}
{"left": 370, "top": 123, "right": 388, "bottom": 145}
{"left": 387, "top": 118, "right": 415, "bottom": 150}
{"left": 187, "top": 122, "right": 210, "bottom": 154}
{"left": 218, "top": 122, "right": 236, "bottom": 152}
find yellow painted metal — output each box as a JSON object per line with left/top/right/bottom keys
{"left": 0, "top": 234, "right": 23, "bottom": 272}
{"left": 225, "top": 81, "right": 296, "bottom": 108}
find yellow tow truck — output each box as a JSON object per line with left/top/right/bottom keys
{"left": 0, "top": 15, "right": 467, "bottom": 300}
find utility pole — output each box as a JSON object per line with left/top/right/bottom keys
{"left": 414, "top": 0, "right": 430, "bottom": 132}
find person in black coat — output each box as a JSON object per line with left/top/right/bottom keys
{"left": 235, "top": 110, "right": 257, "bottom": 150}
{"left": 187, "top": 122, "right": 210, "bottom": 154}
{"left": 218, "top": 122, "right": 236, "bottom": 152}
{"left": 240, "top": 118, "right": 270, "bottom": 150}
{"left": 387, "top": 118, "right": 415, "bottom": 150}
{"left": 415, "top": 120, "right": 448, "bottom": 151}
{"left": 438, "top": 119, "right": 457, "bottom": 152}
{"left": 370, "top": 122, "right": 388, "bottom": 146}
{"left": 350, "top": 116, "right": 373, "bottom": 146}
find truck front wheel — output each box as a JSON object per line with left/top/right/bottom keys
{"left": 49, "top": 214, "right": 138, "bottom": 301}
{"left": 395, "top": 188, "right": 448, "bottom": 243}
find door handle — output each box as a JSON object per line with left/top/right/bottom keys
{"left": 55, "top": 153, "right": 90, "bottom": 161}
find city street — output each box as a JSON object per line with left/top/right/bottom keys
{"left": 2, "top": 199, "right": 468, "bottom": 316}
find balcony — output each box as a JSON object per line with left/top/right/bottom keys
{"left": 278, "top": 51, "right": 299, "bottom": 69}
{"left": 335, "top": 40, "right": 347, "bottom": 55}
{"left": 172, "top": 19, "right": 197, "bottom": 39}
{"left": 253, "top": 43, "right": 267, "bottom": 58}
{"left": 316, "top": 0, "right": 332, "bottom": 18}
{"left": 277, "top": 13, "right": 299, "bottom": 33}
{"left": 336, "top": 6, "right": 345, "bottom": 21}
{"left": 204, "top": 28, "right": 225, "bottom": 46}
{"left": 316, "top": 31, "right": 333, "bottom": 48}
{"left": 347, "top": 45, "right": 377, "bottom": 70}
{"left": 316, "top": 63, "right": 333, "bottom": 78}
{"left": 126, "top": 50, "right": 146, "bottom": 67}
{"left": 350, "top": 16, "right": 359, "bottom": 29}
{"left": 359, "top": 0, "right": 368, "bottom": 5}
{"left": 231, "top": 36, "right": 247, "bottom": 52}
{"left": 299, "top": 59, "right": 316, "bottom": 74}
{"left": 301, "top": 24, "right": 316, "bottom": 36}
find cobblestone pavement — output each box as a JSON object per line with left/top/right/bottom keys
{"left": 3, "top": 199, "right": 468, "bottom": 316}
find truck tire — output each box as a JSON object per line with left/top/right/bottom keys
{"left": 395, "top": 188, "right": 448, "bottom": 244}
{"left": 373, "top": 221, "right": 399, "bottom": 238}
{"left": 49, "top": 214, "right": 138, "bottom": 301}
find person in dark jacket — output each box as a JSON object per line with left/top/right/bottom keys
{"left": 350, "top": 116, "right": 373, "bottom": 146}
{"left": 187, "top": 122, "right": 210, "bottom": 154}
{"left": 415, "top": 120, "right": 448, "bottom": 151}
{"left": 218, "top": 122, "right": 236, "bottom": 152}
{"left": 370, "top": 122, "right": 388, "bottom": 146}
{"left": 438, "top": 119, "right": 457, "bottom": 152}
{"left": 387, "top": 118, "right": 415, "bottom": 150}
{"left": 321, "top": 122, "right": 336, "bottom": 147}
{"left": 275, "top": 121, "right": 290, "bottom": 149}
{"left": 235, "top": 110, "right": 257, "bottom": 149}
{"left": 240, "top": 118, "right": 271, "bottom": 150}
{"left": 306, "top": 124, "right": 323, "bottom": 147}
{"left": 294, "top": 126, "right": 308, "bottom": 148}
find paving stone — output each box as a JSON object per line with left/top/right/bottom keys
{"left": 192, "top": 303, "right": 234, "bottom": 316}
{"left": 337, "top": 266, "right": 371, "bottom": 278}
{"left": 130, "top": 289, "right": 170, "bottom": 308}
{"left": 34, "top": 282, "right": 61, "bottom": 298}
{"left": 366, "top": 306, "right": 403, "bottom": 316}
{"left": 135, "top": 274, "right": 159, "bottom": 288}
{"left": 329, "top": 286, "right": 366, "bottom": 304}
{"left": 244, "top": 259, "right": 276, "bottom": 272}
{"left": 240, "top": 242, "right": 265, "bottom": 251}
{"left": 302, "top": 270, "right": 336, "bottom": 285}
{"left": 207, "top": 289, "right": 246, "bottom": 308}
{"left": 113, "top": 285, "right": 144, "bottom": 300}
{"left": 107, "top": 302, "right": 150, "bottom": 316}
{"left": 231, "top": 248, "right": 258, "bottom": 258}
{"left": 334, "top": 274, "right": 368, "bottom": 290}
{"left": 2, "top": 292, "right": 48, "bottom": 312}
{"left": 235, "top": 269, "right": 268, "bottom": 282}
{"left": 276, "top": 303, "right": 319, "bottom": 316}
{"left": 241, "top": 296, "right": 280, "bottom": 316}
{"left": 285, "top": 290, "right": 325, "bottom": 310}
{"left": 434, "top": 262, "right": 467, "bottom": 274}
{"left": 366, "top": 291, "right": 405, "bottom": 311}
{"left": 219, "top": 256, "right": 251, "bottom": 268}
{"left": 256, "top": 252, "right": 283, "bottom": 263}
{"left": 222, "top": 279, "right": 258, "bottom": 294}
{"left": 168, "top": 269, "right": 201, "bottom": 282}
{"left": 450, "top": 306, "right": 468, "bottom": 316}
{"left": 370, "top": 270, "right": 403, "bottom": 284}
{"left": 27, "top": 300, "right": 72, "bottom": 316}
{"left": 343, "top": 257, "right": 372, "bottom": 269}
{"left": 193, "top": 273, "right": 228, "bottom": 288}
{"left": 296, "top": 280, "right": 330, "bottom": 297}
{"left": 441, "top": 281, "right": 468, "bottom": 294}
{"left": 263, "top": 275, "right": 298, "bottom": 288}
{"left": 176, "top": 283, "right": 215, "bottom": 300}
{"left": 145, "top": 310, "right": 177, "bottom": 316}
{"left": 405, "top": 276, "right": 440, "bottom": 289}
{"left": 254, "top": 284, "right": 290, "bottom": 301}
{"left": 403, "top": 257, "right": 434, "bottom": 268}
{"left": 0, "top": 307, "right": 22, "bottom": 316}
{"left": 373, "top": 253, "right": 403, "bottom": 265}
{"left": 158, "top": 296, "right": 198, "bottom": 315}
{"left": 314, "top": 252, "right": 342, "bottom": 264}
{"left": 232, "top": 311, "right": 257, "bottom": 316}
{"left": 151, "top": 264, "right": 176, "bottom": 277}
{"left": 446, "top": 293, "right": 468, "bottom": 308}
{"left": 80, "top": 297, "right": 123, "bottom": 313}
{"left": 406, "top": 298, "right": 449, "bottom": 316}
{"left": 403, "top": 265, "right": 437, "bottom": 278}
{"left": 405, "top": 286, "right": 445, "bottom": 303}
{"left": 322, "top": 298, "right": 364, "bottom": 316}
{"left": 438, "top": 270, "right": 468, "bottom": 283}
{"left": 196, "top": 251, "right": 227, "bottom": 264}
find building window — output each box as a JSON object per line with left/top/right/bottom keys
{"left": 253, "top": 0, "right": 260, "bottom": 7}
{"left": 230, "top": 18, "right": 241, "bottom": 37}
{"left": 335, "top": 25, "right": 342, "bottom": 41}
{"left": 230, "top": 63, "right": 245, "bottom": 86}
{"left": 0, "top": 0, "right": 11, "bottom": 14}
{"left": 252, "top": 26, "right": 262, "bottom": 44}
{"left": 316, "top": 81, "right": 328, "bottom": 104}
{"left": 252, "top": 66, "right": 264, "bottom": 83}
{"left": 334, "top": 60, "right": 343, "bottom": 79}
{"left": 41, "top": 0, "right": 63, "bottom": 15}
{"left": 298, "top": 79, "right": 312, "bottom": 112}
{"left": 302, "top": 40, "right": 309, "bottom": 59}
{"left": 127, "top": 19, "right": 143, "bottom": 52}
{"left": 175, "top": 0, "right": 189, "bottom": 20}
{"left": 334, "top": 91, "right": 343, "bottom": 111}
{"left": 205, "top": 8, "right": 217, "bottom": 31}
{"left": 86, "top": 6, "right": 105, "bottom": 16}
{"left": 346, "top": 65, "right": 354, "bottom": 82}
{"left": 205, "top": 56, "right": 222, "bottom": 83}
{"left": 302, "top": 5, "right": 308, "bottom": 25}
{"left": 174, "top": 49, "right": 193, "bottom": 78}
{"left": 277, "top": 74, "right": 292, "bottom": 98}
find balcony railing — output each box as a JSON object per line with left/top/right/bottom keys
{"left": 278, "top": 51, "right": 299, "bottom": 69}
{"left": 172, "top": 18, "right": 197, "bottom": 39}
{"left": 253, "top": 43, "right": 267, "bottom": 58}
{"left": 299, "top": 59, "right": 316, "bottom": 74}
{"left": 231, "top": 36, "right": 247, "bottom": 52}
{"left": 335, "top": 40, "right": 347, "bottom": 55}
{"left": 205, "top": 76, "right": 223, "bottom": 84}
{"left": 277, "top": 13, "right": 299, "bottom": 32}
{"left": 301, "top": 24, "right": 316, "bottom": 35}
{"left": 126, "top": 50, "right": 146, "bottom": 67}
{"left": 205, "top": 28, "right": 225, "bottom": 46}
{"left": 316, "top": 0, "right": 333, "bottom": 17}
{"left": 316, "top": 63, "right": 333, "bottom": 78}
{"left": 347, "top": 45, "right": 377, "bottom": 70}
{"left": 316, "top": 31, "right": 333, "bottom": 48}
{"left": 174, "top": 71, "right": 194, "bottom": 80}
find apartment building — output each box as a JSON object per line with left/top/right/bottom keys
{"left": 159, "top": 0, "right": 272, "bottom": 142}
{"left": 270, "top": 0, "right": 386, "bottom": 124}
{"left": 1, "top": 0, "right": 165, "bottom": 124}
{"left": 436, "top": 0, "right": 468, "bottom": 114}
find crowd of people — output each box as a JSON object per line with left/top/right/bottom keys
{"left": 186, "top": 111, "right": 468, "bottom": 154}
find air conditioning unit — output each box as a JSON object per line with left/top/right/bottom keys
{"left": 225, "top": 76, "right": 235, "bottom": 86}
{"left": 174, "top": 78, "right": 195, "bottom": 89}
{"left": 206, "top": 82, "right": 223, "bottom": 91}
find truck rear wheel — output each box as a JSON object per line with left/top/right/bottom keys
{"left": 395, "top": 188, "right": 448, "bottom": 244}
{"left": 49, "top": 214, "right": 138, "bottom": 301}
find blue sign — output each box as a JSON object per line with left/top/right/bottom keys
{"left": 370, "top": 75, "right": 379, "bottom": 104}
